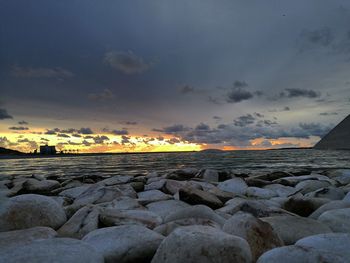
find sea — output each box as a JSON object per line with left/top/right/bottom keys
{"left": 1, "top": 149, "right": 350, "bottom": 178}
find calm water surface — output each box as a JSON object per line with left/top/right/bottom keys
{"left": 1, "top": 149, "right": 350, "bottom": 178}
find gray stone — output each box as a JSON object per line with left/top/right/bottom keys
{"left": 223, "top": 212, "right": 283, "bottom": 261}
{"left": 178, "top": 186, "right": 223, "bottom": 209}
{"left": 318, "top": 208, "right": 350, "bottom": 232}
{"left": 295, "top": 180, "right": 331, "bottom": 194}
{"left": 164, "top": 205, "right": 226, "bottom": 226}
{"left": 0, "top": 194, "right": 67, "bottom": 231}
{"left": 99, "top": 197, "right": 144, "bottom": 210}
{"left": 344, "top": 191, "right": 350, "bottom": 202}
{"left": 151, "top": 226, "right": 252, "bottom": 263}
{"left": 261, "top": 215, "right": 332, "bottom": 245}
{"left": 296, "top": 233, "right": 350, "bottom": 258}
{"left": 137, "top": 189, "right": 172, "bottom": 205}
{"left": 264, "top": 184, "right": 298, "bottom": 197}
{"left": 246, "top": 187, "right": 277, "bottom": 199}
{"left": 100, "top": 208, "right": 162, "bottom": 229}
{"left": 218, "top": 178, "right": 248, "bottom": 195}
{"left": 59, "top": 185, "right": 92, "bottom": 199}
{"left": 283, "top": 196, "right": 330, "bottom": 217}
{"left": 83, "top": 225, "right": 164, "bottom": 263}
{"left": 22, "top": 179, "right": 60, "bottom": 194}
{"left": 146, "top": 199, "right": 190, "bottom": 220}
{"left": 305, "top": 187, "right": 345, "bottom": 200}
{"left": 57, "top": 205, "right": 99, "bottom": 239}
{"left": 0, "top": 238, "right": 104, "bottom": 263}
{"left": 0, "top": 226, "right": 57, "bottom": 250}
{"left": 257, "top": 245, "right": 346, "bottom": 263}
{"left": 309, "top": 200, "right": 350, "bottom": 219}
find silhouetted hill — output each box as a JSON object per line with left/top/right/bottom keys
{"left": 314, "top": 114, "right": 350, "bottom": 150}
{"left": 0, "top": 147, "right": 24, "bottom": 155}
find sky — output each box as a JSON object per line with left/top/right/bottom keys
{"left": 1, "top": 0, "right": 350, "bottom": 153}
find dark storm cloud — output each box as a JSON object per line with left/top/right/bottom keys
{"left": 93, "top": 135, "right": 109, "bottom": 144}
{"left": 281, "top": 88, "right": 321, "bottom": 98}
{"left": 0, "top": 109, "right": 13, "bottom": 120}
{"left": 44, "top": 127, "right": 94, "bottom": 135}
{"left": 8, "top": 126, "right": 29, "bottom": 131}
{"left": 122, "top": 121, "right": 138, "bottom": 125}
{"left": 18, "top": 121, "right": 29, "bottom": 125}
{"left": 234, "top": 114, "right": 256, "bottom": 127}
{"left": 320, "top": 112, "right": 338, "bottom": 116}
{"left": 195, "top": 123, "right": 210, "bottom": 131}
{"left": 299, "top": 27, "right": 333, "bottom": 48}
{"left": 111, "top": 129, "right": 129, "bottom": 135}
{"left": 153, "top": 124, "right": 191, "bottom": 134}
{"left": 254, "top": 112, "right": 264, "bottom": 118}
{"left": 11, "top": 66, "right": 74, "bottom": 79}
{"left": 226, "top": 82, "right": 254, "bottom": 103}
{"left": 88, "top": 89, "right": 115, "bottom": 101}
{"left": 178, "top": 85, "right": 195, "bottom": 94}
{"left": 57, "top": 133, "right": 70, "bottom": 138}
{"left": 213, "top": 116, "right": 222, "bottom": 120}
{"left": 104, "top": 51, "right": 152, "bottom": 74}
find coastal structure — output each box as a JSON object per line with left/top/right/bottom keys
{"left": 40, "top": 145, "right": 57, "bottom": 155}
{"left": 314, "top": 114, "right": 350, "bottom": 150}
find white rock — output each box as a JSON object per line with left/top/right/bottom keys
{"left": 0, "top": 227, "right": 57, "bottom": 250}
{"left": 164, "top": 205, "right": 226, "bottom": 226}
{"left": 305, "top": 187, "right": 345, "bottom": 200}
{"left": 100, "top": 208, "right": 163, "bottom": 229}
{"left": 0, "top": 194, "right": 67, "bottom": 231}
{"left": 223, "top": 212, "right": 283, "bottom": 261}
{"left": 257, "top": 245, "right": 346, "bottom": 263}
{"left": 59, "top": 185, "right": 92, "bottom": 199}
{"left": 58, "top": 205, "right": 99, "bottom": 239}
{"left": 137, "top": 190, "right": 172, "bottom": 205}
{"left": 146, "top": 199, "right": 190, "bottom": 220}
{"left": 218, "top": 178, "right": 248, "bottom": 195}
{"left": 83, "top": 225, "right": 164, "bottom": 263}
{"left": 309, "top": 200, "right": 350, "bottom": 219}
{"left": 296, "top": 233, "right": 350, "bottom": 258}
{"left": 295, "top": 180, "right": 331, "bottom": 194}
{"left": 264, "top": 184, "right": 297, "bottom": 197}
{"left": 318, "top": 208, "right": 350, "bottom": 232}
{"left": 0, "top": 238, "right": 104, "bottom": 263}
{"left": 151, "top": 226, "right": 252, "bottom": 263}
{"left": 261, "top": 215, "right": 332, "bottom": 245}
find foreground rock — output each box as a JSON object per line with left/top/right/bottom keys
{"left": 218, "top": 178, "right": 248, "bottom": 195}
{"left": 178, "top": 186, "right": 223, "bottom": 209}
{"left": 309, "top": 200, "right": 350, "bottom": 219}
{"left": 223, "top": 212, "right": 283, "bottom": 261}
{"left": 146, "top": 200, "right": 190, "bottom": 220}
{"left": 99, "top": 208, "right": 162, "bottom": 229}
{"left": 295, "top": 233, "right": 350, "bottom": 259}
{"left": 83, "top": 225, "right": 164, "bottom": 263}
{"left": 0, "top": 238, "right": 104, "bottom": 263}
{"left": 257, "top": 245, "right": 346, "bottom": 263}
{"left": 57, "top": 205, "right": 99, "bottom": 239}
{"left": 261, "top": 215, "right": 332, "bottom": 245}
{"left": 0, "top": 194, "right": 66, "bottom": 231}
{"left": 0, "top": 227, "right": 57, "bottom": 249}
{"left": 318, "top": 208, "right": 350, "bottom": 232}
{"left": 151, "top": 226, "right": 252, "bottom": 263}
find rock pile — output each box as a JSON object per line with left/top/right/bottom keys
{"left": 0, "top": 168, "right": 350, "bottom": 262}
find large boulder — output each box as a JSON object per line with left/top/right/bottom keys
{"left": 246, "top": 187, "right": 277, "bottom": 199}
{"left": 318, "top": 208, "right": 350, "bottom": 232}
{"left": 21, "top": 179, "right": 60, "bottom": 195}
{"left": 296, "top": 233, "right": 350, "bottom": 258}
{"left": 0, "top": 226, "right": 57, "bottom": 250}
{"left": 218, "top": 178, "right": 248, "bottom": 195}
{"left": 223, "top": 212, "right": 283, "bottom": 261}
{"left": 283, "top": 197, "right": 330, "bottom": 217}
{"left": 178, "top": 187, "right": 223, "bottom": 209}
{"left": 99, "top": 208, "right": 162, "bottom": 229}
{"left": 164, "top": 205, "right": 226, "bottom": 226}
{"left": 263, "top": 184, "right": 297, "bottom": 197}
{"left": 137, "top": 190, "right": 172, "bottom": 205}
{"left": 83, "top": 225, "right": 164, "bottom": 263}
{"left": 146, "top": 200, "right": 190, "bottom": 220}
{"left": 151, "top": 226, "right": 252, "bottom": 263}
{"left": 261, "top": 215, "right": 332, "bottom": 245}
{"left": 0, "top": 194, "right": 67, "bottom": 231}
{"left": 309, "top": 200, "right": 350, "bottom": 219}
{"left": 257, "top": 245, "right": 346, "bottom": 263}
{"left": 305, "top": 187, "right": 345, "bottom": 200}
{"left": 57, "top": 205, "right": 99, "bottom": 239}
{"left": 0, "top": 238, "right": 104, "bottom": 263}
{"left": 295, "top": 180, "right": 331, "bottom": 194}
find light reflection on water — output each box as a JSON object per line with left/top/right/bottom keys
{"left": 1, "top": 149, "right": 350, "bottom": 178}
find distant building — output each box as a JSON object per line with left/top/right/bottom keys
{"left": 314, "top": 114, "right": 350, "bottom": 150}
{"left": 40, "top": 145, "right": 57, "bottom": 155}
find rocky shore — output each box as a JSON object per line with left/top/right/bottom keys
{"left": 0, "top": 168, "right": 350, "bottom": 262}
